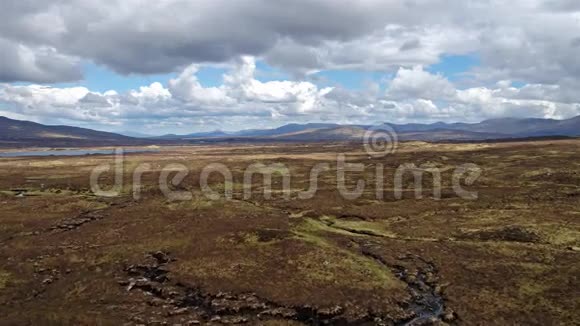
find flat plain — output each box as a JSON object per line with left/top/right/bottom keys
{"left": 0, "top": 140, "right": 579, "bottom": 325}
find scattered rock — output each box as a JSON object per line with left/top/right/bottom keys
{"left": 258, "top": 307, "right": 297, "bottom": 319}
{"left": 130, "top": 316, "right": 145, "bottom": 323}
{"left": 51, "top": 210, "right": 105, "bottom": 231}
{"left": 221, "top": 316, "right": 248, "bottom": 324}
{"left": 442, "top": 308, "right": 457, "bottom": 322}
{"left": 126, "top": 265, "right": 169, "bottom": 283}
{"left": 167, "top": 307, "right": 189, "bottom": 316}
{"left": 126, "top": 279, "right": 136, "bottom": 291}
{"left": 318, "top": 305, "right": 344, "bottom": 317}
{"left": 148, "top": 298, "right": 166, "bottom": 307}
{"left": 117, "top": 279, "right": 130, "bottom": 286}
{"left": 150, "top": 251, "right": 172, "bottom": 265}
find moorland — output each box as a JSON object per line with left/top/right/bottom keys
{"left": 0, "top": 139, "right": 579, "bottom": 325}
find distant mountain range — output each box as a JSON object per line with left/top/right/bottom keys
{"left": 0, "top": 115, "right": 579, "bottom": 147}
{"left": 157, "top": 116, "right": 580, "bottom": 141}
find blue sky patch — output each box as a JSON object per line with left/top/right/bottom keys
{"left": 428, "top": 54, "right": 480, "bottom": 81}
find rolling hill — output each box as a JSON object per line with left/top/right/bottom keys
{"left": 0, "top": 116, "right": 140, "bottom": 147}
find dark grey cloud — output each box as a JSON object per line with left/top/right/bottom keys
{"left": 80, "top": 92, "right": 111, "bottom": 105}
{"left": 399, "top": 39, "right": 422, "bottom": 52}
{"left": 0, "top": 0, "right": 478, "bottom": 80}
{"left": 543, "top": 0, "right": 580, "bottom": 11}
{"left": 43, "top": 0, "right": 398, "bottom": 75}
{"left": 476, "top": 20, "right": 580, "bottom": 84}
{"left": 0, "top": 38, "right": 82, "bottom": 83}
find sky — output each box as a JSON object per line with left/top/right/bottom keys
{"left": 1, "top": 0, "right": 580, "bottom": 135}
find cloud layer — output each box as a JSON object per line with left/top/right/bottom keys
{"left": 0, "top": 0, "right": 579, "bottom": 133}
